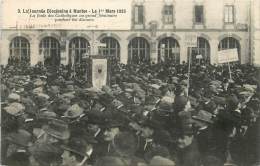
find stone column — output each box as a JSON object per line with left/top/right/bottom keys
{"left": 150, "top": 40, "right": 158, "bottom": 64}
{"left": 30, "top": 37, "right": 39, "bottom": 66}
{"left": 180, "top": 41, "right": 187, "bottom": 63}
{"left": 120, "top": 39, "right": 128, "bottom": 64}
{"left": 89, "top": 30, "right": 99, "bottom": 55}
{"left": 60, "top": 40, "right": 69, "bottom": 65}
{"left": 240, "top": 39, "right": 248, "bottom": 64}
{"left": 0, "top": 37, "right": 9, "bottom": 66}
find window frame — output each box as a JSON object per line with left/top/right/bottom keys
{"left": 39, "top": 37, "right": 61, "bottom": 66}
{"left": 194, "top": 5, "right": 204, "bottom": 24}
{"left": 158, "top": 37, "right": 180, "bottom": 64}
{"left": 98, "top": 37, "right": 120, "bottom": 62}
{"left": 134, "top": 5, "right": 144, "bottom": 24}
{"left": 69, "top": 37, "right": 90, "bottom": 65}
{"left": 163, "top": 5, "right": 174, "bottom": 24}
{"left": 224, "top": 5, "right": 235, "bottom": 24}
{"left": 128, "top": 37, "right": 150, "bottom": 64}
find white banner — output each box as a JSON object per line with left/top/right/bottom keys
{"left": 217, "top": 49, "right": 239, "bottom": 63}
{"left": 92, "top": 58, "right": 107, "bottom": 89}
{"left": 196, "top": 54, "right": 203, "bottom": 59}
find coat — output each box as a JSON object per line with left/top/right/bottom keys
{"left": 196, "top": 126, "right": 225, "bottom": 165}
{"left": 177, "top": 138, "right": 201, "bottom": 166}
{"left": 242, "top": 117, "right": 260, "bottom": 165}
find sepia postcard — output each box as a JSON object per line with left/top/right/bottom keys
{"left": 1, "top": 0, "right": 260, "bottom": 166}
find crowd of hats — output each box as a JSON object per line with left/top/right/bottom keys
{"left": 1, "top": 61, "right": 260, "bottom": 166}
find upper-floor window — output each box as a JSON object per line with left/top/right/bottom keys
{"left": 134, "top": 5, "right": 144, "bottom": 24}
{"left": 224, "top": 5, "right": 234, "bottom": 23}
{"left": 163, "top": 5, "right": 173, "bottom": 24}
{"left": 194, "top": 5, "right": 204, "bottom": 24}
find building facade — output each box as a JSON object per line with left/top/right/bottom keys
{"left": 1, "top": 0, "right": 258, "bottom": 66}
{"left": 251, "top": 0, "right": 260, "bottom": 67}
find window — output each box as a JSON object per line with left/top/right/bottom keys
{"left": 194, "top": 5, "right": 204, "bottom": 24}
{"left": 99, "top": 37, "right": 120, "bottom": 62}
{"left": 158, "top": 37, "right": 180, "bottom": 64}
{"left": 69, "top": 37, "right": 90, "bottom": 65}
{"left": 134, "top": 5, "right": 144, "bottom": 24}
{"left": 224, "top": 5, "right": 234, "bottom": 23}
{"left": 9, "top": 37, "right": 30, "bottom": 64}
{"left": 128, "top": 37, "right": 150, "bottom": 64}
{"left": 39, "top": 37, "right": 60, "bottom": 67}
{"left": 190, "top": 37, "right": 210, "bottom": 64}
{"left": 163, "top": 5, "right": 173, "bottom": 24}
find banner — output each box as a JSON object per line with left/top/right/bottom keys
{"left": 196, "top": 55, "right": 203, "bottom": 59}
{"left": 217, "top": 49, "right": 239, "bottom": 64}
{"left": 92, "top": 58, "right": 107, "bottom": 89}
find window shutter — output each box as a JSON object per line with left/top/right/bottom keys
{"left": 134, "top": 6, "right": 139, "bottom": 23}
{"left": 138, "top": 6, "right": 144, "bottom": 24}
{"left": 195, "top": 5, "right": 203, "bottom": 23}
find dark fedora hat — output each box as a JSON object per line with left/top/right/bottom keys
{"left": 42, "top": 119, "right": 70, "bottom": 140}
{"left": 144, "top": 144, "right": 170, "bottom": 162}
{"left": 61, "top": 137, "right": 93, "bottom": 157}
{"left": 192, "top": 110, "right": 214, "bottom": 124}
{"left": 6, "top": 129, "right": 32, "bottom": 147}
{"left": 84, "top": 110, "right": 107, "bottom": 125}
{"left": 29, "top": 142, "right": 63, "bottom": 166}
{"left": 213, "top": 96, "right": 227, "bottom": 105}
{"left": 69, "top": 126, "right": 98, "bottom": 144}
{"left": 102, "top": 119, "right": 123, "bottom": 129}
{"left": 113, "top": 131, "right": 138, "bottom": 156}
{"left": 153, "top": 129, "right": 176, "bottom": 144}
{"left": 204, "top": 100, "right": 217, "bottom": 114}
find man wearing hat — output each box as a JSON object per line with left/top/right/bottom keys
{"left": 28, "top": 142, "right": 62, "bottom": 166}
{"left": 5, "top": 151, "right": 31, "bottom": 166}
{"left": 173, "top": 84, "right": 188, "bottom": 114}
{"left": 88, "top": 114, "right": 123, "bottom": 160}
{"left": 2, "top": 122, "right": 35, "bottom": 164}
{"left": 60, "top": 137, "right": 93, "bottom": 166}
{"left": 176, "top": 134, "right": 201, "bottom": 166}
{"left": 37, "top": 119, "right": 71, "bottom": 144}
{"left": 106, "top": 130, "right": 148, "bottom": 166}
{"left": 192, "top": 110, "right": 224, "bottom": 165}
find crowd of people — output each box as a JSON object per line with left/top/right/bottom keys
{"left": 1, "top": 59, "right": 260, "bottom": 166}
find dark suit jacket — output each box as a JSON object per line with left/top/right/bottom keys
{"left": 177, "top": 138, "right": 201, "bottom": 166}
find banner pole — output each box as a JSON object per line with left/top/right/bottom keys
{"left": 228, "top": 61, "right": 232, "bottom": 80}
{"left": 187, "top": 47, "right": 191, "bottom": 96}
